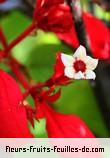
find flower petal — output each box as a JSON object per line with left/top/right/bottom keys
{"left": 74, "top": 71, "right": 84, "bottom": 79}
{"left": 85, "top": 70, "right": 96, "bottom": 80}
{"left": 64, "top": 67, "right": 75, "bottom": 78}
{"left": 86, "top": 56, "right": 98, "bottom": 70}
{"left": 41, "top": 102, "right": 95, "bottom": 138}
{"left": 73, "top": 45, "right": 87, "bottom": 60}
{"left": 61, "top": 53, "right": 74, "bottom": 67}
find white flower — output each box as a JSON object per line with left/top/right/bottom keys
{"left": 61, "top": 45, "right": 98, "bottom": 80}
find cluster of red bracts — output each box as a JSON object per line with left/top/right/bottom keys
{"left": 33, "top": 0, "right": 73, "bottom": 33}
{"left": 0, "top": 70, "right": 94, "bottom": 138}
{"left": 33, "top": 0, "right": 110, "bottom": 59}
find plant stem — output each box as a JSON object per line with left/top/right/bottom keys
{"left": 0, "top": 26, "right": 31, "bottom": 90}
{"left": 0, "top": 27, "right": 8, "bottom": 49}
{"left": 66, "top": 0, "right": 91, "bottom": 54}
{"left": 9, "top": 60, "right": 30, "bottom": 90}
{"left": 4, "top": 23, "right": 36, "bottom": 53}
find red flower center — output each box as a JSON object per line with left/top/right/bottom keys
{"left": 73, "top": 60, "right": 86, "bottom": 72}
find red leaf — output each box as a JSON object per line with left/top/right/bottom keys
{"left": 0, "top": 70, "right": 33, "bottom": 138}
{"left": 40, "top": 102, "right": 95, "bottom": 138}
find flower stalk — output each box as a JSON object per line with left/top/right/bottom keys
{"left": 0, "top": 27, "right": 8, "bottom": 49}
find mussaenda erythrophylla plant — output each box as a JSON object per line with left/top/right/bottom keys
{"left": 0, "top": 0, "right": 104, "bottom": 138}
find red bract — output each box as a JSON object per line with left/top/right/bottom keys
{"left": 56, "top": 26, "right": 79, "bottom": 49}
{"left": 83, "top": 13, "right": 110, "bottom": 59}
{"left": 33, "top": 0, "right": 73, "bottom": 32}
{"left": 56, "top": 13, "right": 110, "bottom": 59}
{"left": 39, "top": 101, "right": 95, "bottom": 138}
{"left": 0, "top": 70, "right": 33, "bottom": 138}
{"left": 46, "top": 53, "right": 71, "bottom": 86}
